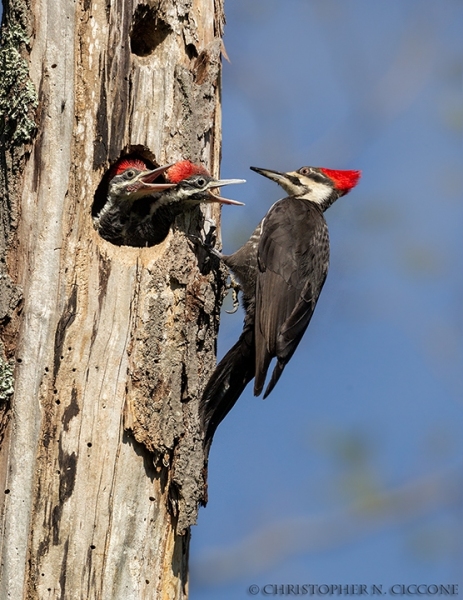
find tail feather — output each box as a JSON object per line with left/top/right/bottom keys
{"left": 262, "top": 360, "right": 285, "bottom": 399}
{"left": 253, "top": 349, "right": 272, "bottom": 397}
{"left": 200, "top": 326, "right": 255, "bottom": 451}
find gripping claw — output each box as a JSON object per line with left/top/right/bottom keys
{"left": 226, "top": 276, "right": 241, "bottom": 314}
{"left": 187, "top": 233, "right": 241, "bottom": 312}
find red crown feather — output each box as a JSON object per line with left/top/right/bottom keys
{"left": 320, "top": 168, "right": 361, "bottom": 192}
{"left": 111, "top": 158, "right": 148, "bottom": 176}
{"left": 166, "top": 160, "right": 210, "bottom": 183}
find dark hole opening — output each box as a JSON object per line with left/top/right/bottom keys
{"left": 130, "top": 5, "right": 172, "bottom": 57}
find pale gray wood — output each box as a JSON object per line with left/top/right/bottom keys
{"left": 0, "top": 0, "right": 226, "bottom": 597}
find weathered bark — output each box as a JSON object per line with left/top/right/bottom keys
{"left": 0, "top": 0, "right": 226, "bottom": 597}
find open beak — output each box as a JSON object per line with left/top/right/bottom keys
{"left": 138, "top": 163, "right": 177, "bottom": 194}
{"left": 204, "top": 178, "right": 246, "bottom": 206}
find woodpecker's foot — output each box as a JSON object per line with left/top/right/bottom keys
{"left": 226, "top": 276, "right": 241, "bottom": 314}
{"left": 187, "top": 233, "right": 223, "bottom": 260}
{"left": 187, "top": 219, "right": 216, "bottom": 247}
{"left": 187, "top": 233, "right": 239, "bottom": 309}
{"left": 202, "top": 220, "right": 217, "bottom": 247}
{"left": 187, "top": 233, "right": 205, "bottom": 247}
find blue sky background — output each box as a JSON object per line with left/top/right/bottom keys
{"left": 190, "top": 2, "right": 463, "bottom": 599}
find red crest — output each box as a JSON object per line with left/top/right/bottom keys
{"left": 320, "top": 168, "right": 361, "bottom": 192}
{"left": 166, "top": 160, "right": 210, "bottom": 183}
{"left": 111, "top": 158, "right": 147, "bottom": 177}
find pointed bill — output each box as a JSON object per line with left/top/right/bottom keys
{"left": 250, "top": 166, "right": 287, "bottom": 184}
{"left": 205, "top": 178, "right": 246, "bottom": 206}
{"left": 139, "top": 163, "right": 177, "bottom": 192}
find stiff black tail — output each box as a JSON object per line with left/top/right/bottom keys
{"left": 262, "top": 359, "right": 285, "bottom": 399}
{"left": 200, "top": 325, "right": 255, "bottom": 452}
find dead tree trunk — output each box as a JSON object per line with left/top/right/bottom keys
{"left": 0, "top": 0, "right": 226, "bottom": 597}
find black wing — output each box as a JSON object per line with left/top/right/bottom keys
{"left": 254, "top": 198, "right": 330, "bottom": 398}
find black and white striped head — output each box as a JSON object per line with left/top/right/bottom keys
{"left": 165, "top": 160, "right": 245, "bottom": 206}
{"left": 251, "top": 165, "right": 361, "bottom": 210}
{"left": 107, "top": 158, "right": 175, "bottom": 203}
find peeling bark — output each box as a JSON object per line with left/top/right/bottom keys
{"left": 0, "top": 0, "right": 226, "bottom": 597}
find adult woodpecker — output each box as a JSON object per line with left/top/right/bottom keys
{"left": 200, "top": 164, "right": 361, "bottom": 449}
{"left": 94, "top": 158, "right": 245, "bottom": 246}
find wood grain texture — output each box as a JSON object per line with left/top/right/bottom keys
{"left": 0, "top": 0, "right": 227, "bottom": 597}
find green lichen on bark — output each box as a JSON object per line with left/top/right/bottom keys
{"left": 0, "top": 357, "right": 14, "bottom": 402}
{"left": 0, "top": 23, "right": 37, "bottom": 146}
{"left": 0, "top": 356, "right": 13, "bottom": 446}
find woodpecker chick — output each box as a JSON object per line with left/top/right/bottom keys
{"left": 94, "top": 158, "right": 244, "bottom": 247}
{"left": 200, "top": 164, "right": 361, "bottom": 449}
{"left": 165, "top": 160, "right": 245, "bottom": 207}
{"left": 94, "top": 158, "right": 175, "bottom": 245}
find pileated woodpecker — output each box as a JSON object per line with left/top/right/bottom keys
{"left": 200, "top": 164, "right": 361, "bottom": 449}
{"left": 94, "top": 158, "right": 244, "bottom": 246}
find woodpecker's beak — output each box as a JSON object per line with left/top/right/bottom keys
{"left": 137, "top": 163, "right": 177, "bottom": 194}
{"left": 250, "top": 166, "right": 289, "bottom": 185}
{"left": 204, "top": 178, "right": 246, "bottom": 206}
{"left": 250, "top": 166, "right": 306, "bottom": 197}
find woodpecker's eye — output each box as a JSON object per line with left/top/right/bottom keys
{"left": 125, "top": 170, "right": 136, "bottom": 179}
{"left": 299, "top": 167, "right": 310, "bottom": 176}
{"left": 196, "top": 177, "right": 206, "bottom": 187}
